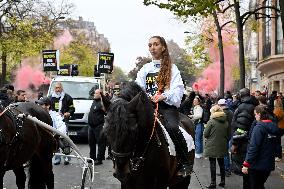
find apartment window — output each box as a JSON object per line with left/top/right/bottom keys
{"left": 276, "top": 0, "right": 283, "bottom": 54}
{"left": 263, "top": 0, "right": 272, "bottom": 58}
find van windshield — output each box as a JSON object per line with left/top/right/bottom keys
{"left": 49, "top": 81, "right": 99, "bottom": 99}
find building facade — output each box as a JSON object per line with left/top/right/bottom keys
{"left": 256, "top": 0, "right": 284, "bottom": 93}
{"left": 58, "top": 16, "right": 111, "bottom": 52}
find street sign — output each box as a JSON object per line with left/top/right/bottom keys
{"left": 58, "top": 64, "right": 70, "bottom": 76}
{"left": 42, "top": 50, "right": 59, "bottom": 71}
{"left": 97, "top": 52, "right": 114, "bottom": 74}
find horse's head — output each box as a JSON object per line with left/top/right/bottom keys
{"left": 104, "top": 82, "right": 154, "bottom": 183}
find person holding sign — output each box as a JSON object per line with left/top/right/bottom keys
{"left": 135, "top": 36, "right": 190, "bottom": 177}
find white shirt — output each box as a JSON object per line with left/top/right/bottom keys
{"left": 192, "top": 105, "right": 203, "bottom": 120}
{"left": 135, "top": 61, "right": 185, "bottom": 108}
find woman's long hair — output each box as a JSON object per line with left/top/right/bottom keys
{"left": 151, "top": 36, "right": 172, "bottom": 92}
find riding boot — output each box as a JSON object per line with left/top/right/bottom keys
{"left": 207, "top": 158, "right": 216, "bottom": 188}
{"left": 169, "top": 129, "right": 192, "bottom": 177}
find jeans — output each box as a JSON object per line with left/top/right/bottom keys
{"left": 195, "top": 122, "right": 204, "bottom": 154}
{"left": 224, "top": 139, "right": 232, "bottom": 171}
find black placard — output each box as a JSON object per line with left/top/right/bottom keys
{"left": 58, "top": 65, "right": 70, "bottom": 76}
{"left": 42, "top": 50, "right": 59, "bottom": 71}
{"left": 97, "top": 52, "right": 114, "bottom": 74}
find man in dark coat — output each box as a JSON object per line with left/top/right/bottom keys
{"left": 88, "top": 89, "right": 107, "bottom": 165}
{"left": 231, "top": 88, "right": 257, "bottom": 189}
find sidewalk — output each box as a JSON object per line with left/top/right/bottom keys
{"left": 189, "top": 136, "right": 284, "bottom": 188}
{"left": 275, "top": 137, "right": 284, "bottom": 179}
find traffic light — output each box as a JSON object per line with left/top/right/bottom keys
{"left": 94, "top": 65, "right": 100, "bottom": 77}
{"left": 70, "top": 64, "right": 79, "bottom": 76}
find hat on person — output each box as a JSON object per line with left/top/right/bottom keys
{"left": 4, "top": 84, "right": 14, "bottom": 92}
{"left": 217, "top": 98, "right": 227, "bottom": 106}
{"left": 36, "top": 97, "right": 51, "bottom": 105}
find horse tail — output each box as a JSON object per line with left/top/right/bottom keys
{"left": 28, "top": 154, "right": 46, "bottom": 189}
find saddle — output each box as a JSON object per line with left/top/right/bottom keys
{"left": 157, "top": 117, "right": 195, "bottom": 156}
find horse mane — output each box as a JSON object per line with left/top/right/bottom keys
{"left": 104, "top": 82, "right": 154, "bottom": 151}
{"left": 119, "top": 82, "right": 144, "bottom": 102}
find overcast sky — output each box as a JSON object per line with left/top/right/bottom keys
{"left": 69, "top": 0, "right": 189, "bottom": 73}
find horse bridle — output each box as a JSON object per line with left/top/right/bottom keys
{"left": 111, "top": 101, "right": 160, "bottom": 171}
{"left": 110, "top": 112, "right": 136, "bottom": 160}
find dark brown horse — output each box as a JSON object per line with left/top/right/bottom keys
{"left": 104, "top": 82, "right": 195, "bottom": 189}
{"left": 0, "top": 102, "right": 55, "bottom": 189}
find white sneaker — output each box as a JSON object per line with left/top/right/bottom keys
{"left": 195, "top": 153, "right": 203, "bottom": 159}
{"left": 275, "top": 157, "right": 281, "bottom": 162}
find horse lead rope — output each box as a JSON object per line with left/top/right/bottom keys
{"left": 149, "top": 101, "right": 159, "bottom": 140}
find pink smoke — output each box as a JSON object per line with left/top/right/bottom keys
{"left": 53, "top": 30, "right": 73, "bottom": 49}
{"left": 14, "top": 64, "right": 50, "bottom": 90}
{"left": 192, "top": 32, "right": 238, "bottom": 94}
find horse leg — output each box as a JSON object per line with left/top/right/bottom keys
{"left": 28, "top": 155, "right": 45, "bottom": 189}
{"left": 0, "top": 170, "right": 4, "bottom": 189}
{"left": 121, "top": 183, "right": 134, "bottom": 189}
{"left": 45, "top": 160, "right": 54, "bottom": 189}
{"left": 169, "top": 176, "right": 191, "bottom": 189}
{"left": 13, "top": 166, "right": 26, "bottom": 189}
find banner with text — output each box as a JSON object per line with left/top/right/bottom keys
{"left": 97, "top": 52, "right": 114, "bottom": 74}
{"left": 42, "top": 50, "right": 59, "bottom": 71}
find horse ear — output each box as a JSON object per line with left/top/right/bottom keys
{"left": 127, "top": 92, "right": 142, "bottom": 112}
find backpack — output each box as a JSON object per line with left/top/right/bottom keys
{"left": 201, "top": 108, "right": 211, "bottom": 124}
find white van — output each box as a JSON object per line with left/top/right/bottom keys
{"left": 47, "top": 76, "right": 101, "bottom": 139}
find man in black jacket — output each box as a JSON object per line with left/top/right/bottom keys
{"left": 50, "top": 81, "right": 75, "bottom": 165}
{"left": 88, "top": 89, "right": 107, "bottom": 165}
{"left": 231, "top": 88, "right": 257, "bottom": 189}
{"left": 50, "top": 82, "right": 75, "bottom": 119}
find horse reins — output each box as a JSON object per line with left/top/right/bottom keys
{"left": 120, "top": 95, "right": 161, "bottom": 171}
{"left": 0, "top": 106, "right": 10, "bottom": 117}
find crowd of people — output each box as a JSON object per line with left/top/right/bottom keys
{"left": 0, "top": 35, "right": 283, "bottom": 189}
{"left": 179, "top": 87, "right": 284, "bottom": 189}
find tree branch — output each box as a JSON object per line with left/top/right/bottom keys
{"left": 221, "top": 20, "right": 235, "bottom": 29}
{"left": 241, "top": 5, "right": 280, "bottom": 25}
{"left": 220, "top": 4, "right": 234, "bottom": 13}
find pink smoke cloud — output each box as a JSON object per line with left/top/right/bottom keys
{"left": 192, "top": 32, "right": 238, "bottom": 94}
{"left": 53, "top": 30, "right": 73, "bottom": 49}
{"left": 14, "top": 64, "right": 50, "bottom": 90}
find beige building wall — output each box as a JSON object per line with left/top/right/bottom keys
{"left": 256, "top": 0, "right": 284, "bottom": 93}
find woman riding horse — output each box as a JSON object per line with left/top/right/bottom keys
{"left": 135, "top": 36, "right": 191, "bottom": 176}
{"left": 104, "top": 81, "right": 194, "bottom": 189}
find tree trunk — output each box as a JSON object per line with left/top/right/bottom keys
{"left": 1, "top": 51, "right": 7, "bottom": 85}
{"left": 213, "top": 11, "right": 225, "bottom": 98}
{"left": 280, "top": 0, "right": 284, "bottom": 38}
{"left": 234, "top": 0, "right": 246, "bottom": 89}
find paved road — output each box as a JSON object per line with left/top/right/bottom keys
{"left": 3, "top": 142, "right": 284, "bottom": 189}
